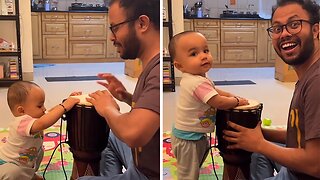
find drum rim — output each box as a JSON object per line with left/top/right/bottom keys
{"left": 233, "top": 99, "right": 261, "bottom": 110}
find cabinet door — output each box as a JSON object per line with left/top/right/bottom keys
{"left": 221, "top": 47, "right": 257, "bottom": 64}
{"left": 208, "top": 41, "right": 220, "bottom": 64}
{"left": 69, "top": 41, "right": 106, "bottom": 59}
{"left": 268, "top": 41, "right": 277, "bottom": 63}
{"left": 43, "top": 35, "right": 68, "bottom": 59}
{"left": 69, "top": 24, "right": 107, "bottom": 40}
{"left": 184, "top": 19, "right": 193, "bottom": 31}
{"left": 31, "top": 13, "right": 42, "bottom": 59}
{"left": 42, "top": 22, "right": 68, "bottom": 35}
{"left": 194, "top": 27, "right": 220, "bottom": 41}
{"left": 221, "top": 28, "right": 257, "bottom": 46}
{"left": 257, "top": 20, "right": 269, "bottom": 63}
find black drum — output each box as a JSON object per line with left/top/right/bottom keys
{"left": 216, "top": 99, "right": 263, "bottom": 180}
{"left": 64, "top": 98, "right": 109, "bottom": 179}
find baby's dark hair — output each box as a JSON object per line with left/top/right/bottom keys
{"left": 7, "top": 81, "right": 40, "bottom": 111}
{"left": 168, "top": 31, "right": 200, "bottom": 60}
{"left": 272, "top": 0, "right": 320, "bottom": 25}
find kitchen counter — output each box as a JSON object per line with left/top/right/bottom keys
{"left": 31, "top": 10, "right": 108, "bottom": 13}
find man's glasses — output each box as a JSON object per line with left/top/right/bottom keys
{"left": 109, "top": 18, "right": 137, "bottom": 36}
{"left": 266, "top": 19, "right": 313, "bottom": 39}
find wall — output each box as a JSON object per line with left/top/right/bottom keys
{"left": 20, "top": 0, "right": 33, "bottom": 81}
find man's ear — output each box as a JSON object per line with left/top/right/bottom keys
{"left": 312, "top": 23, "right": 319, "bottom": 39}
{"left": 137, "top": 15, "right": 150, "bottom": 32}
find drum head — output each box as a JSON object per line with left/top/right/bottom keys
{"left": 71, "top": 94, "right": 92, "bottom": 106}
{"left": 233, "top": 99, "right": 260, "bottom": 110}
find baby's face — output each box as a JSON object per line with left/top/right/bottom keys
{"left": 174, "top": 32, "right": 213, "bottom": 76}
{"left": 22, "top": 86, "right": 46, "bottom": 118}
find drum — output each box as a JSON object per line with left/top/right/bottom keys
{"left": 216, "top": 99, "right": 263, "bottom": 180}
{"left": 63, "top": 95, "right": 110, "bottom": 179}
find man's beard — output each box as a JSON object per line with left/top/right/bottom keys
{"left": 277, "top": 33, "right": 315, "bottom": 66}
{"left": 120, "top": 28, "right": 140, "bottom": 60}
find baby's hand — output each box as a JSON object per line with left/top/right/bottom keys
{"left": 61, "top": 97, "right": 80, "bottom": 111}
{"left": 70, "top": 91, "right": 82, "bottom": 96}
{"left": 238, "top": 97, "right": 249, "bottom": 106}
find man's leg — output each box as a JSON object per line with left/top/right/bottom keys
{"left": 100, "top": 131, "right": 132, "bottom": 176}
{"left": 265, "top": 167, "right": 298, "bottom": 180}
{"left": 78, "top": 131, "right": 147, "bottom": 180}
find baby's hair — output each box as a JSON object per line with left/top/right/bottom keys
{"left": 168, "top": 31, "right": 200, "bottom": 60}
{"left": 7, "top": 81, "right": 40, "bottom": 111}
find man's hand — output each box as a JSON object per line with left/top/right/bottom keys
{"left": 97, "top": 73, "right": 131, "bottom": 103}
{"left": 87, "top": 90, "right": 120, "bottom": 118}
{"left": 223, "top": 121, "right": 266, "bottom": 153}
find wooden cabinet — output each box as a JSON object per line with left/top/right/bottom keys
{"left": 31, "top": 12, "right": 42, "bottom": 59}
{"left": 69, "top": 13, "right": 107, "bottom": 59}
{"left": 42, "top": 12, "right": 68, "bottom": 60}
{"left": 194, "top": 19, "right": 220, "bottom": 64}
{"left": 257, "top": 20, "right": 269, "bottom": 63}
{"left": 42, "top": 35, "right": 68, "bottom": 59}
{"left": 32, "top": 12, "right": 121, "bottom": 63}
{"left": 221, "top": 20, "right": 257, "bottom": 64}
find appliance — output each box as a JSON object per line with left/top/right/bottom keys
{"left": 69, "top": 3, "right": 107, "bottom": 11}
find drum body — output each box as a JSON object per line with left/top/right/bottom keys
{"left": 216, "top": 102, "right": 263, "bottom": 179}
{"left": 64, "top": 104, "right": 110, "bottom": 178}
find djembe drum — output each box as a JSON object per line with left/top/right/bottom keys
{"left": 216, "top": 99, "right": 263, "bottom": 180}
{"left": 63, "top": 95, "right": 109, "bottom": 179}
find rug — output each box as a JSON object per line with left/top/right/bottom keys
{"left": 0, "top": 121, "right": 74, "bottom": 179}
{"left": 45, "top": 76, "right": 101, "bottom": 82}
{"left": 163, "top": 131, "right": 224, "bottom": 180}
{"left": 213, "top": 80, "right": 256, "bottom": 86}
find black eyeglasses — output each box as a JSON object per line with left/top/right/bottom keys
{"left": 109, "top": 18, "right": 137, "bottom": 36}
{"left": 266, "top": 19, "right": 313, "bottom": 39}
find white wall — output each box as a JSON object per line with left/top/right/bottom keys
{"left": 20, "top": 0, "right": 33, "bottom": 81}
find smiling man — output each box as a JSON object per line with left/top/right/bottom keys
{"left": 222, "top": 0, "right": 320, "bottom": 179}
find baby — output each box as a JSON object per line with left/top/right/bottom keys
{"left": 0, "top": 81, "right": 80, "bottom": 179}
{"left": 169, "top": 31, "right": 249, "bottom": 179}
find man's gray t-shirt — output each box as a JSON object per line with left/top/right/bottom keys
{"left": 287, "top": 59, "right": 320, "bottom": 180}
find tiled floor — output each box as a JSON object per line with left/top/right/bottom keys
{"left": 0, "top": 64, "right": 295, "bottom": 131}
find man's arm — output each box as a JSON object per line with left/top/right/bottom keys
{"left": 102, "top": 107, "right": 159, "bottom": 148}
{"left": 261, "top": 128, "right": 287, "bottom": 144}
{"left": 258, "top": 138, "right": 320, "bottom": 178}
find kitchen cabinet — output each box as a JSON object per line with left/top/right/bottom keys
{"left": 32, "top": 12, "right": 122, "bottom": 63}
{"left": 42, "top": 12, "right": 68, "bottom": 60}
{"left": 69, "top": 13, "right": 107, "bottom": 59}
{"left": 184, "top": 18, "right": 279, "bottom": 67}
{"left": 257, "top": 20, "right": 269, "bottom": 63}
{"left": 221, "top": 20, "right": 258, "bottom": 64}
{"left": 0, "top": 0, "right": 22, "bottom": 86}
{"left": 194, "top": 19, "right": 220, "bottom": 64}
{"left": 31, "top": 12, "right": 42, "bottom": 59}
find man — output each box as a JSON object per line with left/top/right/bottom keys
{"left": 80, "top": 0, "right": 160, "bottom": 179}
{"left": 223, "top": 0, "right": 320, "bottom": 179}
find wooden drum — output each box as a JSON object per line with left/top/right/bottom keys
{"left": 216, "top": 99, "right": 263, "bottom": 180}
{"left": 64, "top": 95, "right": 109, "bottom": 179}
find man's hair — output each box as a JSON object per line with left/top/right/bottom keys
{"left": 109, "top": 0, "right": 160, "bottom": 30}
{"left": 168, "top": 31, "right": 198, "bottom": 60}
{"left": 272, "top": 0, "right": 320, "bottom": 25}
{"left": 7, "top": 81, "right": 40, "bottom": 111}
